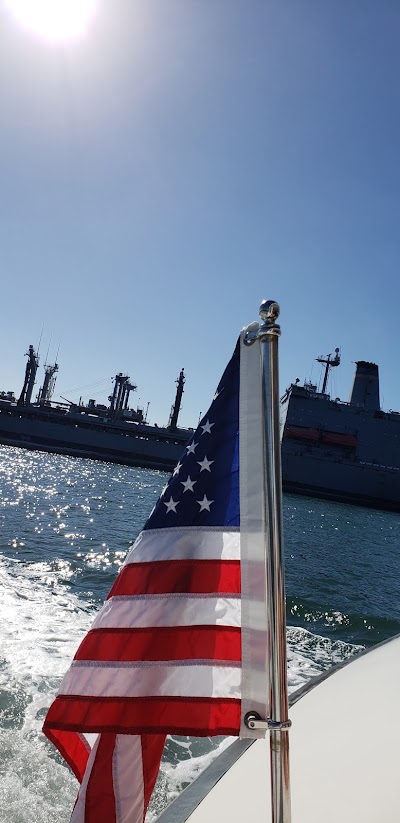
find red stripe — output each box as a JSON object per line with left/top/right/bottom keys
{"left": 141, "top": 734, "right": 166, "bottom": 817}
{"left": 74, "top": 625, "right": 241, "bottom": 663}
{"left": 108, "top": 559, "right": 241, "bottom": 597}
{"left": 43, "top": 695, "right": 241, "bottom": 737}
{"left": 42, "top": 728, "right": 89, "bottom": 783}
{"left": 85, "top": 734, "right": 117, "bottom": 823}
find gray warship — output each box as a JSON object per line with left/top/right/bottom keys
{"left": 0, "top": 345, "right": 192, "bottom": 471}
{"left": 281, "top": 351, "right": 400, "bottom": 511}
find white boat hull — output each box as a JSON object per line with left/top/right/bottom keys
{"left": 157, "top": 634, "right": 400, "bottom": 822}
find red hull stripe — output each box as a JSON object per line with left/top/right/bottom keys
{"left": 43, "top": 696, "right": 241, "bottom": 737}
{"left": 108, "top": 559, "right": 241, "bottom": 597}
{"left": 74, "top": 625, "right": 242, "bottom": 663}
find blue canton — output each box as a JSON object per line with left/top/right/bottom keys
{"left": 144, "top": 340, "right": 240, "bottom": 530}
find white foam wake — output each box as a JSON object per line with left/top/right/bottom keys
{"left": 0, "top": 556, "right": 362, "bottom": 823}
{"left": 0, "top": 556, "right": 91, "bottom": 822}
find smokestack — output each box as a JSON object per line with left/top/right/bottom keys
{"left": 350, "top": 361, "right": 380, "bottom": 410}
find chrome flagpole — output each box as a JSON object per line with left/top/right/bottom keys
{"left": 261, "top": 299, "right": 291, "bottom": 823}
{"left": 245, "top": 300, "right": 292, "bottom": 823}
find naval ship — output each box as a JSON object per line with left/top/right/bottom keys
{"left": 281, "top": 350, "right": 400, "bottom": 511}
{"left": 0, "top": 345, "right": 192, "bottom": 471}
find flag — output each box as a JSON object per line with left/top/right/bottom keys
{"left": 43, "top": 327, "right": 269, "bottom": 822}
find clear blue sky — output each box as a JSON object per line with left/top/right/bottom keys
{"left": 1, "top": 1, "right": 399, "bottom": 426}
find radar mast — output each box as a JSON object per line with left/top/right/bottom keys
{"left": 316, "top": 348, "right": 340, "bottom": 394}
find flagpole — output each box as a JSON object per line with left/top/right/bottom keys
{"left": 258, "top": 299, "right": 292, "bottom": 823}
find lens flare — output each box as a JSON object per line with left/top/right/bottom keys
{"left": 5, "top": 0, "right": 97, "bottom": 42}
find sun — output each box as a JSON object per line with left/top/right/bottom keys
{"left": 4, "top": 0, "right": 97, "bottom": 42}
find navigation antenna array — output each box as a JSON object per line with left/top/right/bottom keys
{"left": 316, "top": 348, "right": 340, "bottom": 394}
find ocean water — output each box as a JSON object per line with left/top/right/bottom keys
{"left": 0, "top": 445, "right": 399, "bottom": 822}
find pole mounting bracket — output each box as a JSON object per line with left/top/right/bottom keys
{"left": 244, "top": 711, "right": 292, "bottom": 732}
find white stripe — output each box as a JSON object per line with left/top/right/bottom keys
{"left": 70, "top": 734, "right": 98, "bottom": 823}
{"left": 239, "top": 327, "right": 270, "bottom": 738}
{"left": 59, "top": 663, "right": 241, "bottom": 699}
{"left": 124, "top": 527, "right": 240, "bottom": 565}
{"left": 92, "top": 594, "right": 241, "bottom": 630}
{"left": 114, "top": 735, "right": 145, "bottom": 823}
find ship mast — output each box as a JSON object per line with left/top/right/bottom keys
{"left": 38, "top": 362, "right": 59, "bottom": 406}
{"left": 108, "top": 373, "right": 137, "bottom": 418}
{"left": 316, "top": 348, "right": 340, "bottom": 394}
{"left": 17, "top": 345, "right": 39, "bottom": 406}
{"left": 168, "top": 369, "right": 185, "bottom": 431}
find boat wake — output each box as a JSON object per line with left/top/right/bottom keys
{"left": 0, "top": 553, "right": 364, "bottom": 823}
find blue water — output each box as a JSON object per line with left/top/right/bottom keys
{"left": 0, "top": 444, "right": 399, "bottom": 822}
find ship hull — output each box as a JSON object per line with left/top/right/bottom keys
{"left": 282, "top": 454, "right": 400, "bottom": 512}
{"left": 281, "top": 386, "right": 400, "bottom": 512}
{"left": 0, "top": 403, "right": 190, "bottom": 471}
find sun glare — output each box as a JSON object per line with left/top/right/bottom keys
{"left": 5, "top": 0, "right": 97, "bottom": 42}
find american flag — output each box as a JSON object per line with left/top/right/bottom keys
{"left": 43, "top": 331, "right": 268, "bottom": 822}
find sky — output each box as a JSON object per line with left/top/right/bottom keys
{"left": 0, "top": 0, "right": 399, "bottom": 427}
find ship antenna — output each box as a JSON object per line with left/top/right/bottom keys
{"left": 316, "top": 347, "right": 340, "bottom": 394}
{"left": 45, "top": 335, "right": 52, "bottom": 365}
{"left": 37, "top": 324, "right": 44, "bottom": 358}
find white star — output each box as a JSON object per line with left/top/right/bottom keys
{"left": 197, "top": 494, "right": 214, "bottom": 512}
{"left": 173, "top": 461, "right": 182, "bottom": 476}
{"left": 164, "top": 496, "right": 179, "bottom": 513}
{"left": 213, "top": 387, "right": 224, "bottom": 400}
{"left": 197, "top": 455, "right": 214, "bottom": 472}
{"left": 181, "top": 476, "right": 196, "bottom": 493}
{"left": 200, "top": 419, "right": 214, "bottom": 435}
{"left": 186, "top": 441, "right": 198, "bottom": 454}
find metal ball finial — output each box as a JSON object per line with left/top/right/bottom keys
{"left": 259, "top": 300, "right": 280, "bottom": 324}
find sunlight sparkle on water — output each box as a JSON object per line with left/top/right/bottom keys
{"left": 4, "top": 0, "right": 97, "bottom": 42}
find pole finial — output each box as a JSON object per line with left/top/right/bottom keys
{"left": 259, "top": 300, "right": 280, "bottom": 324}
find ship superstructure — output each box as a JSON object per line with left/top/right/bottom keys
{"left": 0, "top": 346, "right": 192, "bottom": 471}
{"left": 281, "top": 352, "right": 400, "bottom": 511}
